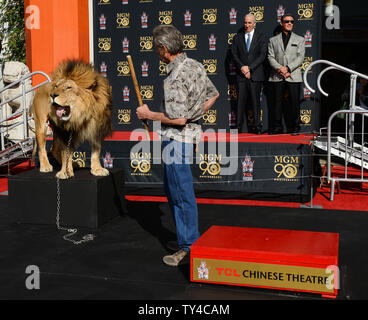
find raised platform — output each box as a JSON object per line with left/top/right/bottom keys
{"left": 191, "top": 226, "right": 339, "bottom": 298}
{"left": 8, "top": 168, "right": 126, "bottom": 229}
{"left": 44, "top": 131, "right": 318, "bottom": 203}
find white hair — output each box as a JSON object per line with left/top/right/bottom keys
{"left": 244, "top": 13, "right": 256, "bottom": 23}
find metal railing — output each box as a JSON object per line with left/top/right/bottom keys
{"left": 304, "top": 60, "right": 368, "bottom": 200}
{"left": 0, "top": 71, "right": 51, "bottom": 165}
{"left": 327, "top": 110, "right": 368, "bottom": 200}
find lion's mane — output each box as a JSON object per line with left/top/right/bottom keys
{"left": 49, "top": 60, "right": 113, "bottom": 146}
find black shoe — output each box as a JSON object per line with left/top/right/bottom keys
{"left": 256, "top": 128, "right": 263, "bottom": 135}
{"left": 269, "top": 128, "right": 283, "bottom": 135}
{"left": 254, "top": 125, "right": 263, "bottom": 135}
{"left": 289, "top": 127, "right": 300, "bottom": 135}
{"left": 246, "top": 126, "right": 255, "bottom": 134}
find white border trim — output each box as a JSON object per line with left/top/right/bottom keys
{"left": 88, "top": 0, "right": 94, "bottom": 65}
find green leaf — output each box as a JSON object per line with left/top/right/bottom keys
{"left": 0, "top": 0, "right": 26, "bottom": 63}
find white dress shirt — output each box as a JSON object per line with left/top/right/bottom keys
{"left": 244, "top": 29, "right": 255, "bottom": 48}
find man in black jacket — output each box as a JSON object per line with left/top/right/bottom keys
{"left": 231, "top": 13, "right": 267, "bottom": 134}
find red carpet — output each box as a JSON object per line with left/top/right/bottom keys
{"left": 125, "top": 178, "right": 368, "bottom": 212}
{"left": 2, "top": 162, "right": 366, "bottom": 212}
{"left": 0, "top": 161, "right": 34, "bottom": 193}
{"left": 104, "top": 131, "right": 315, "bottom": 144}
{"left": 2, "top": 132, "right": 367, "bottom": 212}
{"left": 1, "top": 166, "right": 367, "bottom": 211}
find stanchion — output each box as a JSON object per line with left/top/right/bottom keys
{"left": 300, "top": 139, "right": 323, "bottom": 209}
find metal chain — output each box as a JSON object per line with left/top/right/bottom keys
{"left": 56, "top": 132, "right": 95, "bottom": 245}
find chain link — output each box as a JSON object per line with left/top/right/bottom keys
{"left": 56, "top": 132, "right": 95, "bottom": 245}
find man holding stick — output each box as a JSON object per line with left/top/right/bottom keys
{"left": 136, "top": 25, "right": 219, "bottom": 267}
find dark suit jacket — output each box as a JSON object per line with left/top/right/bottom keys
{"left": 231, "top": 28, "right": 268, "bottom": 82}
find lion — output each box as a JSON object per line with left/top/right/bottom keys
{"left": 32, "top": 59, "right": 113, "bottom": 179}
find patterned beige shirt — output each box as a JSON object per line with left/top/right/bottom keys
{"left": 159, "top": 53, "right": 219, "bottom": 144}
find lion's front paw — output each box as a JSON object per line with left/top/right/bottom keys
{"left": 40, "top": 163, "right": 53, "bottom": 173}
{"left": 91, "top": 167, "right": 109, "bottom": 176}
{"left": 55, "top": 170, "right": 74, "bottom": 179}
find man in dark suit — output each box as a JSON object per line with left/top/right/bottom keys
{"left": 231, "top": 13, "right": 267, "bottom": 134}
{"left": 268, "top": 14, "right": 305, "bottom": 134}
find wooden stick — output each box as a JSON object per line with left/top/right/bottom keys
{"left": 126, "top": 55, "right": 150, "bottom": 141}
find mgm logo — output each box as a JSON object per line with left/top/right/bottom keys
{"left": 300, "top": 108, "right": 312, "bottom": 126}
{"left": 159, "top": 11, "right": 173, "bottom": 25}
{"left": 117, "top": 61, "right": 130, "bottom": 77}
{"left": 227, "top": 84, "right": 237, "bottom": 101}
{"left": 72, "top": 152, "right": 86, "bottom": 168}
{"left": 159, "top": 61, "right": 167, "bottom": 76}
{"left": 227, "top": 33, "right": 236, "bottom": 45}
{"left": 98, "top": 38, "right": 111, "bottom": 53}
{"left": 98, "top": 0, "right": 111, "bottom": 4}
{"left": 118, "top": 109, "right": 131, "bottom": 125}
{"left": 116, "top": 13, "right": 130, "bottom": 28}
{"left": 203, "top": 8, "right": 217, "bottom": 25}
{"left": 130, "top": 152, "right": 152, "bottom": 175}
{"left": 140, "top": 85, "right": 154, "bottom": 101}
{"left": 274, "top": 155, "right": 299, "bottom": 181}
{"left": 203, "top": 59, "right": 217, "bottom": 75}
{"left": 202, "top": 110, "right": 217, "bottom": 126}
{"left": 199, "top": 153, "right": 222, "bottom": 179}
{"left": 249, "top": 6, "right": 264, "bottom": 22}
{"left": 301, "top": 57, "right": 313, "bottom": 73}
{"left": 298, "top": 3, "right": 314, "bottom": 20}
{"left": 183, "top": 34, "right": 197, "bottom": 51}
{"left": 140, "top": 36, "right": 154, "bottom": 52}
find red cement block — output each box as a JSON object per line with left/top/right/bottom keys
{"left": 191, "top": 226, "right": 339, "bottom": 298}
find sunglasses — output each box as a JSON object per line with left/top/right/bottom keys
{"left": 283, "top": 20, "right": 294, "bottom": 24}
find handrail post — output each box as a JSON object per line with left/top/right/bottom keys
{"left": 21, "top": 79, "right": 27, "bottom": 140}
{"left": 0, "top": 98, "right": 3, "bottom": 150}
{"left": 348, "top": 74, "right": 357, "bottom": 148}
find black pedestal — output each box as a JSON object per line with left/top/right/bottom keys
{"left": 9, "top": 168, "right": 126, "bottom": 229}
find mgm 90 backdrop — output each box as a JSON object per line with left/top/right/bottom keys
{"left": 93, "top": 0, "right": 321, "bottom": 133}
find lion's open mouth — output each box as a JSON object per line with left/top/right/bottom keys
{"left": 53, "top": 103, "right": 71, "bottom": 120}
